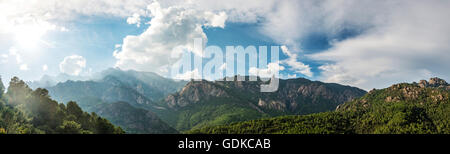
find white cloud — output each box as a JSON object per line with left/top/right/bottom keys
{"left": 19, "top": 64, "right": 28, "bottom": 71}
{"left": 126, "top": 13, "right": 141, "bottom": 27}
{"left": 2, "top": 0, "right": 449, "bottom": 91}
{"left": 287, "top": 74, "right": 297, "bottom": 78}
{"left": 114, "top": 44, "right": 122, "bottom": 49}
{"left": 256, "top": 0, "right": 390, "bottom": 49}
{"left": 309, "top": 1, "right": 450, "bottom": 90}
{"left": 204, "top": 11, "right": 227, "bottom": 28}
{"left": 163, "top": 0, "right": 385, "bottom": 50}
{"left": 113, "top": 1, "right": 227, "bottom": 75}
{"left": 42, "top": 64, "right": 48, "bottom": 71}
{"left": 0, "top": 0, "right": 151, "bottom": 50}
{"left": 0, "top": 0, "right": 151, "bottom": 21}
{"left": 176, "top": 0, "right": 450, "bottom": 90}
{"left": 171, "top": 0, "right": 275, "bottom": 23}
{"left": 59, "top": 55, "right": 86, "bottom": 76}
{"left": 249, "top": 62, "right": 284, "bottom": 78}
{"left": 8, "top": 47, "right": 23, "bottom": 64}
{"left": 173, "top": 68, "right": 202, "bottom": 80}
{"left": 280, "top": 46, "right": 313, "bottom": 77}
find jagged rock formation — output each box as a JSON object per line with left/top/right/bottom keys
{"left": 165, "top": 77, "right": 366, "bottom": 114}
{"left": 338, "top": 77, "right": 450, "bottom": 111}
{"left": 417, "top": 77, "right": 449, "bottom": 89}
{"left": 161, "top": 76, "right": 366, "bottom": 130}
{"left": 165, "top": 81, "right": 229, "bottom": 108}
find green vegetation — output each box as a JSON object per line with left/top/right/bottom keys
{"left": 89, "top": 101, "right": 178, "bottom": 134}
{"left": 0, "top": 77, "right": 124, "bottom": 134}
{"left": 188, "top": 79, "right": 450, "bottom": 134}
{"left": 166, "top": 98, "right": 270, "bottom": 131}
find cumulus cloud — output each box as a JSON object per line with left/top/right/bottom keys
{"left": 176, "top": 0, "right": 450, "bottom": 90}
{"left": 0, "top": 0, "right": 150, "bottom": 21}
{"left": 163, "top": 0, "right": 386, "bottom": 49}
{"left": 173, "top": 68, "right": 202, "bottom": 80}
{"left": 280, "top": 46, "right": 313, "bottom": 77}
{"left": 113, "top": 1, "right": 227, "bottom": 75}
{"left": 0, "top": 0, "right": 152, "bottom": 34}
{"left": 126, "top": 13, "right": 141, "bottom": 27}
{"left": 112, "top": 0, "right": 450, "bottom": 89}
{"left": 309, "top": 1, "right": 450, "bottom": 90}
{"left": 0, "top": 0, "right": 150, "bottom": 49}
{"left": 2, "top": 0, "right": 449, "bottom": 90}
{"left": 59, "top": 55, "right": 86, "bottom": 76}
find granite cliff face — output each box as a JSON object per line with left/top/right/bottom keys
{"left": 160, "top": 77, "right": 366, "bottom": 130}
{"left": 165, "top": 77, "right": 366, "bottom": 114}
{"left": 165, "top": 81, "right": 229, "bottom": 108}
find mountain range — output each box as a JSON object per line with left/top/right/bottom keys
{"left": 41, "top": 69, "right": 366, "bottom": 132}
{"left": 160, "top": 76, "right": 366, "bottom": 130}
{"left": 188, "top": 78, "right": 450, "bottom": 134}
{"left": 44, "top": 68, "right": 186, "bottom": 133}
{"left": 4, "top": 68, "right": 449, "bottom": 134}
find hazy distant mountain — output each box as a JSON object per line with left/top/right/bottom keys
{"left": 46, "top": 68, "right": 187, "bottom": 109}
{"left": 160, "top": 76, "right": 366, "bottom": 131}
{"left": 189, "top": 78, "right": 450, "bottom": 134}
{"left": 44, "top": 69, "right": 365, "bottom": 132}
{"left": 45, "top": 68, "right": 186, "bottom": 134}
{"left": 27, "top": 74, "right": 92, "bottom": 89}
{"left": 96, "top": 68, "right": 188, "bottom": 101}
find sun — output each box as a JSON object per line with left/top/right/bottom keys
{"left": 13, "top": 24, "right": 47, "bottom": 49}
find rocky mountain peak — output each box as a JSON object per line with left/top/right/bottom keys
{"left": 165, "top": 80, "right": 229, "bottom": 108}
{"left": 417, "top": 77, "right": 448, "bottom": 88}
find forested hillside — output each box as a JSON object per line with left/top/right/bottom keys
{"left": 188, "top": 78, "right": 450, "bottom": 134}
{"left": 88, "top": 101, "right": 178, "bottom": 134}
{"left": 0, "top": 77, "right": 123, "bottom": 134}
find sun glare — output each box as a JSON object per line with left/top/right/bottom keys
{"left": 13, "top": 24, "right": 46, "bottom": 49}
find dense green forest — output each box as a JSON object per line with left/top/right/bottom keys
{"left": 0, "top": 77, "right": 123, "bottom": 134}
{"left": 188, "top": 78, "right": 450, "bottom": 134}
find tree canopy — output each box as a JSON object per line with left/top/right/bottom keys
{"left": 0, "top": 77, "right": 124, "bottom": 134}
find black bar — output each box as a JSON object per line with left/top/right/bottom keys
{"left": 0, "top": 134, "right": 447, "bottom": 153}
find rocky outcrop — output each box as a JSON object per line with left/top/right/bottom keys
{"left": 164, "top": 77, "right": 366, "bottom": 114}
{"left": 417, "top": 77, "right": 449, "bottom": 89}
{"left": 258, "top": 99, "right": 286, "bottom": 111}
{"left": 165, "top": 80, "right": 229, "bottom": 108}
{"left": 338, "top": 77, "right": 450, "bottom": 112}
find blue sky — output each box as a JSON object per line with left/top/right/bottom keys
{"left": 1, "top": 0, "right": 449, "bottom": 90}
